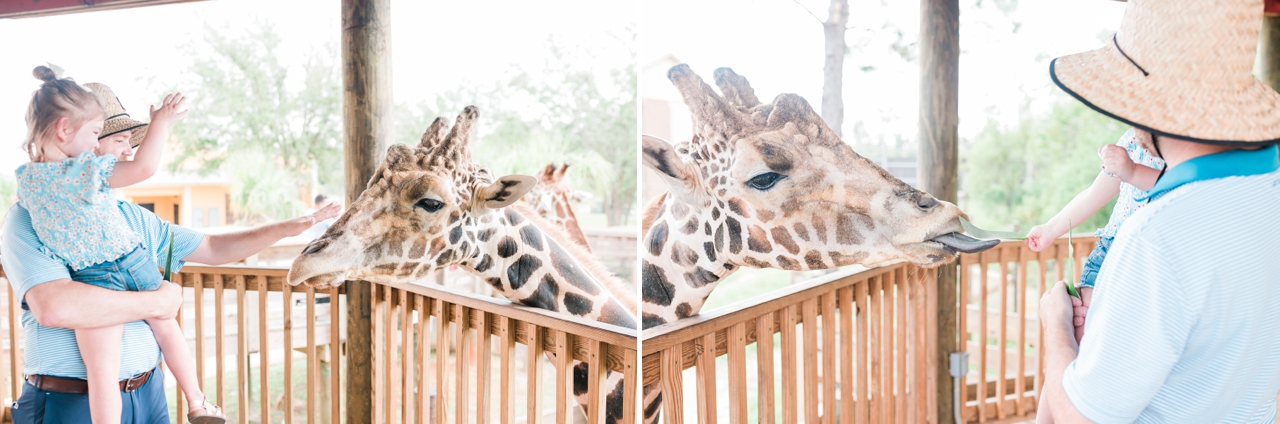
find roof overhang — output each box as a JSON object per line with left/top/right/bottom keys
{"left": 0, "top": 0, "right": 209, "bottom": 20}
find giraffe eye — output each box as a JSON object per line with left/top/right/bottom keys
{"left": 415, "top": 198, "right": 444, "bottom": 213}
{"left": 746, "top": 172, "right": 784, "bottom": 191}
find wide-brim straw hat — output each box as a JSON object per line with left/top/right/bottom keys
{"left": 1050, "top": 0, "right": 1280, "bottom": 145}
{"left": 84, "top": 82, "right": 148, "bottom": 148}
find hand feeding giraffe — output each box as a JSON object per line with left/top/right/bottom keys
{"left": 525, "top": 162, "right": 594, "bottom": 251}
{"left": 638, "top": 65, "right": 997, "bottom": 422}
{"left": 287, "top": 107, "right": 636, "bottom": 423}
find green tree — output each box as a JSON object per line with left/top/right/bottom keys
{"left": 0, "top": 173, "right": 14, "bottom": 224}
{"left": 397, "top": 34, "right": 638, "bottom": 226}
{"left": 961, "top": 96, "right": 1129, "bottom": 233}
{"left": 166, "top": 23, "right": 342, "bottom": 222}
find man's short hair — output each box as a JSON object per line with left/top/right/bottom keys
{"left": 314, "top": 194, "right": 328, "bottom": 206}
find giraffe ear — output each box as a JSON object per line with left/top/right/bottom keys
{"left": 474, "top": 174, "right": 537, "bottom": 211}
{"left": 571, "top": 190, "right": 592, "bottom": 203}
{"left": 642, "top": 135, "right": 703, "bottom": 205}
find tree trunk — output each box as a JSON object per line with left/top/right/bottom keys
{"left": 822, "top": 0, "right": 850, "bottom": 138}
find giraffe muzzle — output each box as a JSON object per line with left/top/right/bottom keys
{"left": 930, "top": 232, "right": 999, "bottom": 254}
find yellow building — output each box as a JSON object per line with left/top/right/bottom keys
{"left": 118, "top": 171, "right": 231, "bottom": 228}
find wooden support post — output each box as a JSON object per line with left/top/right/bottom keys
{"left": 342, "top": 0, "right": 392, "bottom": 422}
{"left": 1260, "top": 15, "right": 1280, "bottom": 92}
{"left": 918, "top": 0, "right": 959, "bottom": 423}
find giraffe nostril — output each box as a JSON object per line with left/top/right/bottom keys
{"left": 302, "top": 240, "right": 328, "bottom": 255}
{"left": 916, "top": 195, "right": 939, "bottom": 210}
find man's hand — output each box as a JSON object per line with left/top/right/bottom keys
{"left": 279, "top": 203, "right": 342, "bottom": 237}
{"left": 1074, "top": 286, "right": 1093, "bottom": 344}
{"left": 152, "top": 280, "right": 184, "bottom": 320}
{"left": 1100, "top": 144, "right": 1137, "bottom": 184}
{"left": 1041, "top": 281, "right": 1082, "bottom": 348}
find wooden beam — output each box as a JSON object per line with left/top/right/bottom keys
{"left": 0, "top": 0, "right": 206, "bottom": 19}
{"left": 918, "top": 0, "right": 960, "bottom": 423}
{"left": 341, "top": 0, "right": 392, "bottom": 422}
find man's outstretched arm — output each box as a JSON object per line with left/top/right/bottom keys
{"left": 184, "top": 204, "right": 340, "bottom": 265}
{"left": 25, "top": 279, "right": 183, "bottom": 330}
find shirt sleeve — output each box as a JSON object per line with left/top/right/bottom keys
{"left": 115, "top": 202, "right": 205, "bottom": 272}
{"left": 1061, "top": 231, "right": 1196, "bottom": 423}
{"left": 1, "top": 204, "right": 72, "bottom": 304}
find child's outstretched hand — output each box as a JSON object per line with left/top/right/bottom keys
{"left": 149, "top": 92, "right": 188, "bottom": 129}
{"left": 1100, "top": 144, "right": 1137, "bottom": 184}
{"left": 1025, "top": 219, "right": 1066, "bottom": 252}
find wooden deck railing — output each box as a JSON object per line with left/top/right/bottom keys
{"left": 957, "top": 237, "right": 1094, "bottom": 423}
{"left": 368, "top": 280, "right": 638, "bottom": 424}
{"left": 641, "top": 263, "right": 939, "bottom": 423}
{"left": 0, "top": 264, "right": 638, "bottom": 424}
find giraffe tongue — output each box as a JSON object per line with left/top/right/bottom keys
{"left": 931, "top": 232, "right": 999, "bottom": 254}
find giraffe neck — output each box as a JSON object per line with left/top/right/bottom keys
{"left": 552, "top": 191, "right": 592, "bottom": 250}
{"left": 639, "top": 195, "right": 736, "bottom": 329}
{"left": 461, "top": 205, "right": 636, "bottom": 329}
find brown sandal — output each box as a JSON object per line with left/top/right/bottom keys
{"left": 187, "top": 398, "right": 226, "bottom": 424}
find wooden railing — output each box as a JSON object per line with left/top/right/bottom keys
{"left": 367, "top": 280, "right": 638, "bottom": 424}
{"left": 957, "top": 237, "right": 1094, "bottom": 423}
{"left": 0, "top": 264, "right": 638, "bottom": 424}
{"left": 641, "top": 263, "right": 939, "bottom": 423}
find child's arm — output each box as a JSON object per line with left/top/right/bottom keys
{"left": 1100, "top": 144, "right": 1159, "bottom": 191}
{"left": 1025, "top": 171, "right": 1120, "bottom": 251}
{"left": 108, "top": 93, "right": 187, "bottom": 188}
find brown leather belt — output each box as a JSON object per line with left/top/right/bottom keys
{"left": 26, "top": 370, "right": 154, "bottom": 394}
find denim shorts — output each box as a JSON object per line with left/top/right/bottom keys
{"left": 1078, "top": 236, "right": 1113, "bottom": 288}
{"left": 69, "top": 245, "right": 163, "bottom": 292}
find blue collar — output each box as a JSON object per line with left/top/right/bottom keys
{"left": 1138, "top": 144, "right": 1279, "bottom": 201}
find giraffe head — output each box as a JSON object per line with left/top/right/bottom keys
{"left": 288, "top": 106, "right": 538, "bottom": 288}
{"left": 643, "top": 65, "right": 995, "bottom": 270}
{"left": 524, "top": 163, "right": 590, "bottom": 223}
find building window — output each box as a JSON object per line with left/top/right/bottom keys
{"left": 208, "top": 208, "right": 220, "bottom": 227}
{"left": 194, "top": 208, "right": 205, "bottom": 228}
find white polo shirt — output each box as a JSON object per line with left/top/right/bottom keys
{"left": 1063, "top": 146, "right": 1280, "bottom": 423}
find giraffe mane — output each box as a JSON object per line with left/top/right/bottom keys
{"left": 506, "top": 203, "right": 638, "bottom": 315}
{"left": 640, "top": 192, "right": 668, "bottom": 236}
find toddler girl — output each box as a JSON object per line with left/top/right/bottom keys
{"left": 1024, "top": 126, "right": 1164, "bottom": 423}
{"left": 17, "top": 66, "right": 223, "bottom": 424}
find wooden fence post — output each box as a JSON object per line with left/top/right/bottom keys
{"left": 342, "top": 0, "right": 392, "bottom": 422}
{"left": 918, "top": 0, "right": 960, "bottom": 422}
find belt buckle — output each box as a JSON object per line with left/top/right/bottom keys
{"left": 123, "top": 372, "right": 144, "bottom": 392}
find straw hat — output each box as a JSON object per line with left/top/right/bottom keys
{"left": 1050, "top": 0, "right": 1280, "bottom": 145}
{"left": 84, "top": 82, "right": 148, "bottom": 148}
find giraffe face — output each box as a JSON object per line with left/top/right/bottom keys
{"left": 288, "top": 108, "right": 537, "bottom": 288}
{"left": 643, "top": 65, "right": 992, "bottom": 271}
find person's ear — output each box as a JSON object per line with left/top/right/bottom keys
{"left": 54, "top": 117, "right": 72, "bottom": 143}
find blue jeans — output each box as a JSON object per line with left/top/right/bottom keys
{"left": 70, "top": 245, "right": 162, "bottom": 292}
{"left": 1079, "top": 236, "right": 1113, "bottom": 288}
{"left": 11, "top": 366, "right": 168, "bottom": 424}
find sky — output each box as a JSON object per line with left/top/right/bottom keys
{"left": 0, "top": 0, "right": 636, "bottom": 175}
{"left": 0, "top": 0, "right": 1128, "bottom": 175}
{"left": 641, "top": 0, "right": 1127, "bottom": 150}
